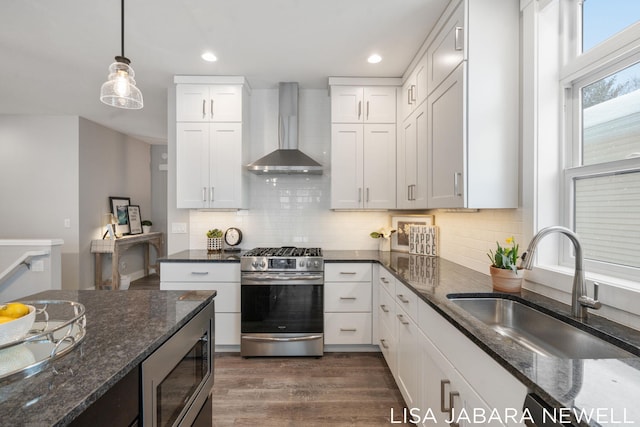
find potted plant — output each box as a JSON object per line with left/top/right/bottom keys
{"left": 370, "top": 226, "right": 396, "bottom": 252}
{"left": 487, "top": 237, "right": 522, "bottom": 292}
{"left": 141, "top": 220, "right": 152, "bottom": 234}
{"left": 206, "top": 229, "right": 223, "bottom": 253}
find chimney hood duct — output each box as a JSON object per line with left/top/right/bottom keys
{"left": 246, "top": 82, "right": 323, "bottom": 175}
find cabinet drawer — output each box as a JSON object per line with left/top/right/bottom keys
{"left": 324, "top": 313, "right": 372, "bottom": 345}
{"left": 215, "top": 313, "right": 240, "bottom": 346}
{"left": 161, "top": 262, "right": 240, "bottom": 282}
{"left": 395, "top": 281, "right": 418, "bottom": 321}
{"left": 378, "top": 266, "right": 397, "bottom": 296}
{"left": 324, "top": 283, "right": 371, "bottom": 312}
{"left": 378, "top": 286, "right": 396, "bottom": 331}
{"left": 325, "top": 263, "right": 372, "bottom": 282}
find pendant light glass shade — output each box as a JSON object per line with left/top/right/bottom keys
{"left": 100, "top": 57, "right": 143, "bottom": 109}
{"left": 99, "top": 0, "right": 143, "bottom": 109}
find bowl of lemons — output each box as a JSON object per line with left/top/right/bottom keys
{"left": 0, "top": 302, "right": 36, "bottom": 346}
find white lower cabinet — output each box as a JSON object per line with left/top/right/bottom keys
{"left": 160, "top": 262, "right": 241, "bottom": 346}
{"left": 376, "top": 265, "right": 527, "bottom": 427}
{"left": 324, "top": 263, "right": 373, "bottom": 345}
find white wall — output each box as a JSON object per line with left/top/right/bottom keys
{"left": 79, "top": 118, "right": 151, "bottom": 288}
{"left": 0, "top": 115, "right": 80, "bottom": 289}
{"left": 0, "top": 115, "right": 151, "bottom": 291}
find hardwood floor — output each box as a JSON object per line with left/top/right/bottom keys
{"left": 211, "top": 352, "right": 411, "bottom": 426}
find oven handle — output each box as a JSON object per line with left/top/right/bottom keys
{"left": 242, "top": 335, "right": 323, "bottom": 342}
{"left": 242, "top": 274, "right": 324, "bottom": 281}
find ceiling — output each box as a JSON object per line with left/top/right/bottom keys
{"left": 0, "top": 0, "right": 449, "bottom": 144}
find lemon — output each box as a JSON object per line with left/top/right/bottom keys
{"left": 0, "top": 316, "right": 15, "bottom": 324}
{"left": 0, "top": 303, "right": 30, "bottom": 319}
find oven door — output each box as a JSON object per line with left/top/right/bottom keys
{"left": 142, "top": 302, "right": 214, "bottom": 427}
{"left": 241, "top": 280, "right": 323, "bottom": 334}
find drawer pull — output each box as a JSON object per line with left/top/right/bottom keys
{"left": 449, "top": 391, "right": 460, "bottom": 427}
{"left": 397, "top": 294, "right": 410, "bottom": 304}
{"left": 380, "top": 339, "right": 389, "bottom": 349}
{"left": 340, "top": 328, "right": 357, "bottom": 332}
{"left": 380, "top": 304, "right": 389, "bottom": 313}
{"left": 339, "top": 272, "right": 357, "bottom": 275}
{"left": 380, "top": 277, "right": 389, "bottom": 284}
{"left": 340, "top": 296, "right": 357, "bottom": 300}
{"left": 191, "top": 271, "right": 210, "bottom": 275}
{"left": 397, "top": 314, "right": 410, "bottom": 325}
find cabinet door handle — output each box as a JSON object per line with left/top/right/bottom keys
{"left": 407, "top": 88, "right": 412, "bottom": 105}
{"left": 340, "top": 296, "right": 357, "bottom": 300}
{"left": 358, "top": 187, "right": 362, "bottom": 203}
{"left": 202, "top": 187, "right": 207, "bottom": 202}
{"left": 407, "top": 185, "right": 412, "bottom": 201}
{"left": 455, "top": 26, "right": 464, "bottom": 51}
{"left": 397, "top": 294, "right": 410, "bottom": 304}
{"left": 454, "top": 172, "right": 462, "bottom": 197}
{"left": 366, "top": 101, "right": 370, "bottom": 120}
{"left": 202, "top": 99, "right": 206, "bottom": 118}
{"left": 397, "top": 314, "right": 410, "bottom": 325}
{"left": 366, "top": 187, "right": 370, "bottom": 203}
{"left": 380, "top": 339, "right": 389, "bottom": 349}
{"left": 440, "top": 380, "right": 451, "bottom": 413}
{"left": 210, "top": 187, "right": 214, "bottom": 202}
{"left": 210, "top": 99, "right": 214, "bottom": 118}
{"left": 358, "top": 100, "right": 362, "bottom": 120}
{"left": 449, "top": 391, "right": 460, "bottom": 427}
{"left": 380, "top": 304, "right": 389, "bottom": 313}
{"left": 340, "top": 328, "right": 357, "bottom": 332}
{"left": 410, "top": 85, "right": 416, "bottom": 103}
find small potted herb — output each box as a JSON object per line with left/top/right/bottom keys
{"left": 141, "top": 220, "right": 152, "bottom": 234}
{"left": 206, "top": 229, "right": 223, "bottom": 253}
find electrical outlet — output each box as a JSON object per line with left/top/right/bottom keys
{"left": 172, "top": 222, "right": 187, "bottom": 234}
{"left": 64, "top": 218, "right": 71, "bottom": 228}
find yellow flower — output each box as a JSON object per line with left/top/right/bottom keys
{"left": 506, "top": 236, "right": 514, "bottom": 245}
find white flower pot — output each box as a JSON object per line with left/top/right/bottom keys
{"left": 379, "top": 238, "right": 391, "bottom": 252}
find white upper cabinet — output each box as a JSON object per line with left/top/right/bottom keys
{"left": 174, "top": 76, "right": 250, "bottom": 210}
{"left": 331, "top": 123, "right": 396, "bottom": 209}
{"left": 331, "top": 86, "right": 396, "bottom": 124}
{"left": 426, "top": 1, "right": 465, "bottom": 94}
{"left": 401, "top": 54, "right": 428, "bottom": 121}
{"left": 176, "top": 84, "right": 243, "bottom": 122}
{"left": 424, "top": 0, "right": 519, "bottom": 209}
{"left": 397, "top": 102, "right": 428, "bottom": 209}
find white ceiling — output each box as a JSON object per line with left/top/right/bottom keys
{"left": 0, "top": 0, "right": 449, "bottom": 144}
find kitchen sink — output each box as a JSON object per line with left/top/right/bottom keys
{"left": 447, "top": 295, "right": 635, "bottom": 359}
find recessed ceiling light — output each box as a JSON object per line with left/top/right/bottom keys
{"left": 367, "top": 54, "right": 382, "bottom": 64}
{"left": 201, "top": 52, "right": 218, "bottom": 62}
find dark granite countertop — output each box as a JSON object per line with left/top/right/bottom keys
{"left": 0, "top": 289, "right": 216, "bottom": 426}
{"left": 159, "top": 249, "right": 245, "bottom": 262}
{"left": 158, "top": 248, "right": 640, "bottom": 424}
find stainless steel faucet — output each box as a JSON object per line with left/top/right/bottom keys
{"left": 520, "top": 226, "right": 601, "bottom": 320}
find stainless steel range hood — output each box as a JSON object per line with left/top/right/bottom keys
{"left": 246, "top": 82, "right": 323, "bottom": 175}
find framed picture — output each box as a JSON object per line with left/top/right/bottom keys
{"left": 127, "top": 205, "right": 142, "bottom": 235}
{"left": 391, "top": 215, "right": 434, "bottom": 252}
{"left": 109, "top": 196, "right": 130, "bottom": 236}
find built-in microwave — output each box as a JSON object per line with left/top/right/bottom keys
{"left": 141, "top": 300, "right": 214, "bottom": 426}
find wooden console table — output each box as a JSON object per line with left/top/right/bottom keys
{"left": 91, "top": 232, "right": 164, "bottom": 290}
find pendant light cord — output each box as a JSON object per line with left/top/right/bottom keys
{"left": 120, "top": 0, "right": 125, "bottom": 58}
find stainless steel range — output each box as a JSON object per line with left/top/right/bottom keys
{"left": 240, "top": 247, "right": 324, "bottom": 357}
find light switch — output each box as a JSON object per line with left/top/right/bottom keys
{"left": 64, "top": 218, "right": 71, "bottom": 228}
{"left": 172, "top": 223, "right": 187, "bottom": 234}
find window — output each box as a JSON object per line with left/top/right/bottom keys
{"left": 563, "top": 1, "right": 640, "bottom": 282}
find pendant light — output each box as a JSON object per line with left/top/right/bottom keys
{"left": 100, "top": 0, "right": 143, "bottom": 109}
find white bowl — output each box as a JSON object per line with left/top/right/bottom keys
{"left": 0, "top": 305, "right": 36, "bottom": 346}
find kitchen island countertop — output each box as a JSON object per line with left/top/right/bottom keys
{"left": 0, "top": 289, "right": 216, "bottom": 426}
